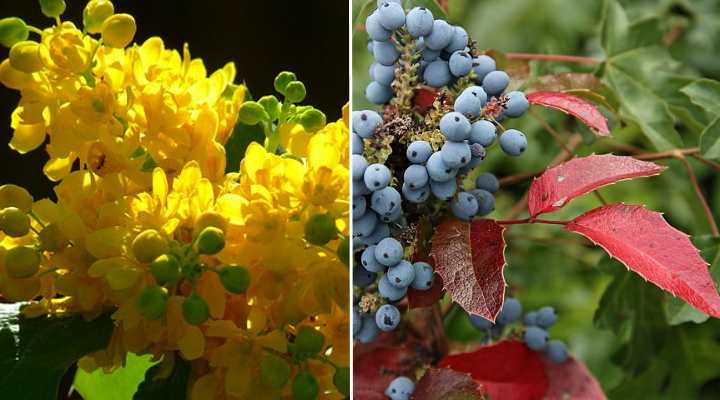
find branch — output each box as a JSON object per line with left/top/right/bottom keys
{"left": 675, "top": 152, "right": 719, "bottom": 237}
{"left": 506, "top": 52, "right": 603, "bottom": 65}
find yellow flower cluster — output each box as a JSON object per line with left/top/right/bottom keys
{"left": 0, "top": 1, "right": 349, "bottom": 399}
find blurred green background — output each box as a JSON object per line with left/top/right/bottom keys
{"left": 354, "top": 0, "right": 720, "bottom": 397}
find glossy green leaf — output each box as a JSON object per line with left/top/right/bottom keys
{"left": 700, "top": 116, "right": 720, "bottom": 160}
{"left": 0, "top": 305, "right": 114, "bottom": 399}
{"left": 681, "top": 79, "right": 720, "bottom": 116}
{"left": 74, "top": 353, "right": 158, "bottom": 400}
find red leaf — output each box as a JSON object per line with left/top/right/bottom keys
{"left": 527, "top": 91, "right": 610, "bottom": 136}
{"left": 413, "top": 368, "right": 485, "bottom": 400}
{"left": 543, "top": 357, "right": 605, "bottom": 400}
{"left": 528, "top": 154, "right": 665, "bottom": 217}
{"left": 567, "top": 203, "right": 720, "bottom": 317}
{"left": 353, "top": 342, "right": 418, "bottom": 399}
{"left": 431, "top": 219, "right": 507, "bottom": 321}
{"left": 413, "top": 86, "right": 440, "bottom": 113}
{"left": 439, "top": 340, "right": 548, "bottom": 400}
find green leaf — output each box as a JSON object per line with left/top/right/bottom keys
{"left": 700, "top": 116, "right": 720, "bottom": 160}
{"left": 681, "top": 79, "right": 720, "bottom": 116}
{"left": 601, "top": 0, "right": 629, "bottom": 57}
{"left": 74, "top": 353, "right": 158, "bottom": 400}
{"left": 133, "top": 356, "right": 191, "bottom": 400}
{"left": 0, "top": 305, "right": 114, "bottom": 399}
{"left": 224, "top": 120, "right": 266, "bottom": 173}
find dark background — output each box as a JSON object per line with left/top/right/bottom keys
{"left": 0, "top": 0, "right": 348, "bottom": 200}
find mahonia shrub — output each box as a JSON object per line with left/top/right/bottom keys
{"left": 0, "top": 1, "right": 349, "bottom": 399}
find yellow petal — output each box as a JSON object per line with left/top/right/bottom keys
{"left": 196, "top": 271, "right": 226, "bottom": 319}
{"left": 10, "top": 121, "right": 46, "bottom": 154}
{"left": 178, "top": 325, "right": 205, "bottom": 360}
{"left": 224, "top": 362, "right": 251, "bottom": 398}
{"left": 256, "top": 330, "right": 287, "bottom": 353}
{"left": 152, "top": 167, "right": 168, "bottom": 207}
{"left": 191, "top": 373, "right": 221, "bottom": 400}
{"left": 106, "top": 267, "right": 140, "bottom": 290}
{"left": 43, "top": 156, "right": 74, "bottom": 182}
{"left": 85, "top": 226, "right": 128, "bottom": 259}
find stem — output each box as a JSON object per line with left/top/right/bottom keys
{"left": 593, "top": 190, "right": 608, "bottom": 205}
{"left": 506, "top": 52, "right": 603, "bottom": 65}
{"left": 264, "top": 122, "right": 280, "bottom": 154}
{"left": 496, "top": 217, "right": 568, "bottom": 226}
{"left": 635, "top": 147, "right": 698, "bottom": 161}
{"left": 528, "top": 108, "right": 572, "bottom": 154}
{"left": 675, "top": 153, "right": 719, "bottom": 237}
{"left": 27, "top": 26, "right": 45, "bottom": 35}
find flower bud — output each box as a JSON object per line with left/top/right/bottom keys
{"left": 218, "top": 265, "right": 250, "bottom": 294}
{"left": 9, "top": 41, "right": 43, "bottom": 74}
{"left": 336, "top": 237, "right": 349, "bottom": 266}
{"left": 298, "top": 108, "right": 326, "bottom": 132}
{"left": 136, "top": 285, "right": 168, "bottom": 320}
{"left": 0, "top": 207, "right": 30, "bottom": 237}
{"left": 182, "top": 292, "right": 210, "bottom": 325}
{"left": 83, "top": 0, "right": 114, "bottom": 34}
{"left": 292, "top": 370, "right": 319, "bottom": 400}
{"left": 194, "top": 211, "right": 227, "bottom": 236}
{"left": 293, "top": 326, "right": 324, "bottom": 357}
{"left": 132, "top": 229, "right": 168, "bottom": 263}
{"left": 195, "top": 227, "right": 225, "bottom": 255}
{"left": 258, "top": 95, "right": 281, "bottom": 121}
{"left": 0, "top": 184, "right": 33, "bottom": 213}
{"left": 260, "top": 354, "right": 291, "bottom": 389}
{"left": 0, "top": 17, "right": 29, "bottom": 48}
{"left": 101, "top": 13, "right": 136, "bottom": 48}
{"left": 150, "top": 254, "right": 180, "bottom": 285}
{"left": 333, "top": 367, "right": 350, "bottom": 397}
{"left": 304, "top": 213, "right": 336, "bottom": 246}
{"left": 237, "top": 101, "right": 269, "bottom": 126}
{"left": 273, "top": 71, "right": 297, "bottom": 94}
{"left": 39, "top": 0, "right": 66, "bottom": 18}
{"left": 38, "top": 223, "right": 69, "bottom": 252}
{"left": 5, "top": 246, "right": 41, "bottom": 279}
{"left": 284, "top": 81, "right": 306, "bottom": 103}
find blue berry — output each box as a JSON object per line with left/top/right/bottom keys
{"left": 352, "top": 195, "right": 366, "bottom": 219}
{"left": 439, "top": 112, "right": 471, "bottom": 141}
{"left": 469, "top": 143, "right": 486, "bottom": 159}
{"left": 355, "top": 313, "right": 380, "bottom": 343}
{"left": 472, "top": 55, "right": 496, "bottom": 82}
{"left": 469, "top": 189, "right": 495, "bottom": 216}
{"left": 445, "top": 26, "right": 468, "bottom": 52}
{"left": 469, "top": 120, "right": 496, "bottom": 147}
{"left": 475, "top": 172, "right": 499, "bottom": 193}
{"left": 524, "top": 326, "right": 549, "bottom": 351}
{"left": 367, "top": 40, "right": 374, "bottom": 54}
{"left": 401, "top": 183, "right": 430, "bottom": 204}
{"left": 425, "top": 19, "right": 453, "bottom": 50}
{"left": 454, "top": 87, "right": 485, "bottom": 118}
{"left": 373, "top": 41, "right": 400, "bottom": 66}
{"left": 353, "top": 308, "right": 363, "bottom": 335}
{"left": 406, "top": 141, "right": 433, "bottom": 163}
{"left": 375, "top": 237, "right": 404, "bottom": 267}
{"left": 499, "top": 129, "right": 527, "bottom": 156}
{"left": 387, "top": 260, "right": 415, "bottom": 288}
{"left": 363, "top": 222, "right": 391, "bottom": 246}
{"left": 440, "top": 141, "right": 471, "bottom": 168}
{"left": 482, "top": 70, "right": 510, "bottom": 95}
{"left": 545, "top": 340, "right": 569, "bottom": 364}
{"left": 354, "top": 178, "right": 371, "bottom": 196}
{"left": 451, "top": 191, "right": 479, "bottom": 221}
{"left": 352, "top": 133, "right": 364, "bottom": 155}
{"left": 426, "top": 151, "right": 457, "bottom": 182}
{"left": 361, "top": 245, "right": 385, "bottom": 273}
{"left": 375, "top": 304, "right": 401, "bottom": 331}
{"left": 365, "top": 12, "right": 392, "bottom": 41}
{"left": 504, "top": 91, "right": 529, "bottom": 118}
{"left": 430, "top": 178, "right": 457, "bottom": 200}
{"left": 351, "top": 154, "right": 368, "bottom": 180}
{"left": 524, "top": 311, "right": 538, "bottom": 326}
{"left": 422, "top": 47, "right": 441, "bottom": 61}
{"left": 385, "top": 376, "right": 415, "bottom": 400}
{"left": 403, "top": 164, "right": 429, "bottom": 189}
{"left": 423, "top": 60, "right": 451, "bottom": 87}
{"left": 353, "top": 264, "right": 376, "bottom": 288}
{"left": 377, "top": 1, "right": 406, "bottom": 31}
{"left": 366, "top": 81, "right": 393, "bottom": 104}
{"left": 364, "top": 163, "right": 392, "bottom": 191}
{"left": 373, "top": 63, "right": 395, "bottom": 86}
{"left": 411, "top": 262, "right": 434, "bottom": 290}
{"left": 497, "top": 297, "right": 523, "bottom": 324}
{"left": 380, "top": 206, "right": 402, "bottom": 223}
{"left": 406, "top": 7, "right": 434, "bottom": 37}
{"left": 354, "top": 211, "right": 378, "bottom": 238}
{"left": 469, "top": 314, "right": 494, "bottom": 330}
{"left": 352, "top": 110, "right": 383, "bottom": 138}
{"left": 377, "top": 0, "right": 401, "bottom": 6}
{"left": 371, "top": 186, "right": 401, "bottom": 216}
{"left": 378, "top": 274, "right": 407, "bottom": 301}
{"left": 449, "top": 51, "right": 472, "bottom": 77}
{"left": 536, "top": 306, "right": 557, "bottom": 329}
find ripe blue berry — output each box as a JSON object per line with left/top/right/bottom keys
{"left": 423, "top": 60, "right": 451, "bottom": 87}
{"left": 378, "top": 274, "right": 408, "bottom": 301}
{"left": 354, "top": 178, "right": 371, "bottom": 196}
{"left": 354, "top": 211, "right": 378, "bottom": 238}
{"left": 385, "top": 376, "right": 415, "bottom": 400}
{"left": 469, "top": 314, "right": 494, "bottom": 330}
{"left": 504, "top": 91, "right": 529, "bottom": 118}
{"left": 498, "top": 297, "right": 523, "bottom": 324}
{"left": 536, "top": 306, "right": 557, "bottom": 329}
{"left": 361, "top": 245, "right": 386, "bottom": 273}
{"left": 351, "top": 154, "right": 368, "bottom": 180}
{"left": 469, "top": 189, "right": 495, "bottom": 216}
{"left": 454, "top": 87, "right": 485, "bottom": 117}
{"left": 375, "top": 237, "right": 404, "bottom": 267}
{"left": 425, "top": 19, "right": 453, "bottom": 50}
{"left": 380, "top": 206, "right": 402, "bottom": 223}
{"left": 469, "top": 143, "right": 486, "bottom": 159}
{"left": 439, "top": 112, "right": 471, "bottom": 141}
{"left": 499, "top": 129, "right": 528, "bottom": 156}
{"left": 406, "top": 140, "right": 433, "bottom": 164}
{"left": 451, "top": 191, "right": 479, "bottom": 221}
{"left": 440, "top": 141, "right": 471, "bottom": 168}
{"left": 524, "top": 311, "right": 539, "bottom": 326}
{"left": 472, "top": 55, "right": 496, "bottom": 82}
{"left": 475, "top": 172, "right": 499, "bottom": 193}
{"left": 422, "top": 47, "right": 441, "bottom": 62}
{"left": 469, "top": 120, "right": 496, "bottom": 147}
{"left": 482, "top": 70, "right": 510, "bottom": 95}
{"left": 362, "top": 222, "right": 391, "bottom": 246}
{"left": 364, "top": 163, "right": 392, "bottom": 191}
{"left": 411, "top": 262, "right": 434, "bottom": 290}
{"left": 352, "top": 110, "right": 383, "bottom": 138}
{"left": 377, "top": 1, "right": 406, "bottom": 31}
{"left": 377, "top": 0, "right": 401, "bottom": 5}
{"left": 371, "top": 186, "right": 401, "bottom": 216}
{"left": 373, "top": 40, "right": 400, "bottom": 66}
{"left": 352, "top": 195, "right": 366, "bottom": 219}
{"left": 401, "top": 182, "right": 430, "bottom": 204}
{"left": 366, "top": 81, "right": 393, "bottom": 104}
{"left": 403, "top": 164, "right": 429, "bottom": 189}
{"left": 387, "top": 260, "right": 415, "bottom": 288}
{"left": 365, "top": 11, "right": 392, "bottom": 41}
{"left": 373, "top": 63, "right": 395, "bottom": 86}
{"left": 353, "top": 308, "right": 363, "bottom": 335}
{"left": 426, "top": 151, "right": 457, "bottom": 182}
{"left": 430, "top": 178, "right": 457, "bottom": 200}
{"left": 546, "top": 340, "right": 569, "bottom": 364}
{"left": 355, "top": 313, "right": 380, "bottom": 343}
{"left": 406, "top": 7, "right": 434, "bottom": 37}
{"left": 449, "top": 51, "right": 472, "bottom": 77}
{"left": 445, "top": 26, "right": 468, "bottom": 52}
{"left": 353, "top": 264, "right": 376, "bottom": 288}
{"left": 375, "top": 304, "right": 401, "bottom": 331}
{"left": 352, "top": 133, "right": 364, "bottom": 155}
{"left": 524, "top": 326, "right": 549, "bottom": 351}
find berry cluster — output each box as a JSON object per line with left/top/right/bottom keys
{"left": 470, "top": 299, "right": 569, "bottom": 364}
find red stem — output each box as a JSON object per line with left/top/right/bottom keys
{"left": 496, "top": 218, "right": 568, "bottom": 226}
{"left": 506, "top": 52, "right": 603, "bottom": 65}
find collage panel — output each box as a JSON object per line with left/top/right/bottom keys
{"left": 0, "top": 1, "right": 349, "bottom": 399}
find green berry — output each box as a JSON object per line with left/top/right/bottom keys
{"left": 39, "top": 0, "right": 66, "bottom": 18}
{"left": 260, "top": 354, "right": 291, "bottom": 389}
{"left": 333, "top": 367, "right": 350, "bottom": 397}
{"left": 336, "top": 237, "right": 349, "bottom": 267}
{"left": 0, "top": 207, "right": 30, "bottom": 237}
{"left": 4, "top": 245, "right": 40, "bottom": 279}
{"left": 195, "top": 227, "right": 225, "bottom": 255}
{"left": 132, "top": 229, "right": 168, "bottom": 263}
{"left": 294, "top": 326, "right": 324, "bottom": 357}
{"left": 298, "top": 109, "right": 326, "bottom": 132}
{"left": 304, "top": 214, "right": 336, "bottom": 246}
{"left": 274, "top": 71, "right": 297, "bottom": 94}
{"left": 285, "top": 81, "right": 307, "bottom": 103}
{"left": 149, "top": 254, "right": 180, "bottom": 285}
{"left": 38, "top": 223, "right": 69, "bottom": 252}
{"left": 218, "top": 265, "right": 250, "bottom": 294}
{"left": 0, "top": 184, "right": 33, "bottom": 213}
{"left": 292, "top": 370, "right": 319, "bottom": 400}
{"left": 182, "top": 292, "right": 210, "bottom": 325}
{"left": 0, "top": 17, "right": 29, "bottom": 48}
{"left": 136, "top": 286, "right": 168, "bottom": 320}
